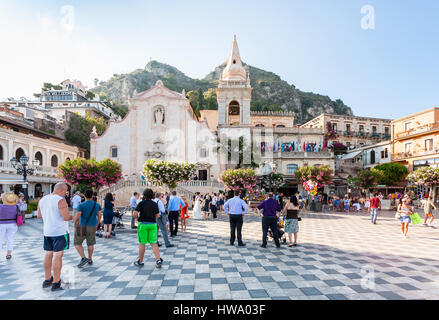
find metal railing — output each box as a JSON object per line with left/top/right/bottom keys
{"left": 395, "top": 123, "right": 439, "bottom": 139}
{"left": 0, "top": 161, "right": 58, "bottom": 175}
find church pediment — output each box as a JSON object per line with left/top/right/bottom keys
{"left": 131, "top": 80, "right": 186, "bottom": 102}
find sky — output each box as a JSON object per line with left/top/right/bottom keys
{"left": 0, "top": 0, "right": 438, "bottom": 120}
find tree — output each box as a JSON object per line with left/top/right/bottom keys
{"left": 85, "top": 91, "right": 96, "bottom": 100}
{"left": 295, "top": 165, "right": 333, "bottom": 191}
{"left": 197, "top": 88, "right": 204, "bottom": 111}
{"left": 57, "top": 158, "right": 122, "bottom": 192}
{"left": 142, "top": 160, "right": 196, "bottom": 189}
{"left": 219, "top": 168, "right": 257, "bottom": 194}
{"left": 407, "top": 167, "right": 439, "bottom": 201}
{"left": 374, "top": 163, "right": 409, "bottom": 186}
{"left": 64, "top": 113, "right": 107, "bottom": 157}
{"left": 203, "top": 88, "right": 218, "bottom": 110}
{"left": 349, "top": 169, "right": 382, "bottom": 190}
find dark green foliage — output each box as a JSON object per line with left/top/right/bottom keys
{"left": 64, "top": 113, "right": 107, "bottom": 157}
{"left": 374, "top": 163, "right": 409, "bottom": 186}
{"left": 91, "top": 60, "right": 354, "bottom": 124}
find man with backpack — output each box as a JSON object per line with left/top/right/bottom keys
{"left": 74, "top": 190, "right": 102, "bottom": 267}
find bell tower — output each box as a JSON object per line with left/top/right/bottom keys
{"left": 216, "top": 35, "right": 252, "bottom": 127}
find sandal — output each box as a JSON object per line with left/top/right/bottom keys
{"left": 6, "top": 254, "right": 12, "bottom": 260}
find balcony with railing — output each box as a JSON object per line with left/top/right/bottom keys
{"left": 0, "top": 160, "right": 58, "bottom": 176}
{"left": 395, "top": 122, "right": 439, "bottom": 140}
{"left": 336, "top": 131, "right": 389, "bottom": 140}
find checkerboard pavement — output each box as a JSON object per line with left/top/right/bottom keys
{"left": 0, "top": 209, "right": 439, "bottom": 300}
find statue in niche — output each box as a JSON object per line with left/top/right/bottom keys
{"left": 154, "top": 108, "right": 165, "bottom": 125}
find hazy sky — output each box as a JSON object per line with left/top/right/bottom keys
{"left": 0, "top": 0, "right": 438, "bottom": 120}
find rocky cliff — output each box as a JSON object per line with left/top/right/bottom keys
{"left": 91, "top": 60, "right": 353, "bottom": 124}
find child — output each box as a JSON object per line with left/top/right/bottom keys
{"left": 343, "top": 196, "right": 350, "bottom": 213}
{"left": 180, "top": 197, "right": 189, "bottom": 232}
{"left": 364, "top": 198, "right": 370, "bottom": 212}
{"left": 422, "top": 196, "right": 436, "bottom": 227}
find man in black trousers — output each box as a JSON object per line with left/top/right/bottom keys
{"left": 257, "top": 193, "right": 281, "bottom": 248}
{"left": 223, "top": 190, "right": 248, "bottom": 246}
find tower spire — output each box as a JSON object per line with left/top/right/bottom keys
{"left": 222, "top": 35, "right": 247, "bottom": 81}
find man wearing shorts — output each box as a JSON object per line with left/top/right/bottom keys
{"left": 423, "top": 196, "right": 436, "bottom": 227}
{"left": 133, "top": 189, "right": 163, "bottom": 268}
{"left": 37, "top": 182, "right": 72, "bottom": 291}
{"left": 74, "top": 190, "right": 102, "bottom": 267}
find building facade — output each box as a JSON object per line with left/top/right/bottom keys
{"left": 301, "top": 113, "right": 392, "bottom": 150}
{"left": 90, "top": 80, "right": 220, "bottom": 182}
{"left": 0, "top": 116, "right": 82, "bottom": 197}
{"left": 2, "top": 79, "right": 119, "bottom": 124}
{"left": 391, "top": 107, "right": 439, "bottom": 171}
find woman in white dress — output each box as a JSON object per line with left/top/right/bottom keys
{"left": 193, "top": 194, "right": 202, "bottom": 220}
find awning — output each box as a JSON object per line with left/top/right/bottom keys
{"left": 338, "top": 150, "right": 362, "bottom": 160}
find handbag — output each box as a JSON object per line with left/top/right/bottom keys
{"left": 16, "top": 206, "right": 24, "bottom": 226}
{"left": 298, "top": 217, "right": 302, "bottom": 222}
{"left": 410, "top": 212, "right": 423, "bottom": 225}
{"left": 395, "top": 212, "right": 401, "bottom": 219}
{"left": 78, "top": 202, "right": 97, "bottom": 237}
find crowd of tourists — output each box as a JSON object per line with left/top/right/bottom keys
{"left": 0, "top": 182, "right": 437, "bottom": 292}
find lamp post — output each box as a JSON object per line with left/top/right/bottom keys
{"left": 10, "top": 154, "right": 39, "bottom": 203}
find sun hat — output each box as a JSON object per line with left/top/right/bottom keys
{"left": 1, "top": 193, "right": 19, "bottom": 206}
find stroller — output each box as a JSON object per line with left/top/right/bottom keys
{"left": 268, "top": 216, "right": 287, "bottom": 244}
{"left": 96, "top": 209, "right": 126, "bottom": 238}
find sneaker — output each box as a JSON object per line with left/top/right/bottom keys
{"left": 77, "top": 257, "right": 89, "bottom": 268}
{"left": 156, "top": 259, "right": 163, "bottom": 269}
{"left": 260, "top": 244, "right": 267, "bottom": 248}
{"left": 134, "top": 260, "right": 144, "bottom": 267}
{"left": 238, "top": 243, "right": 246, "bottom": 247}
{"left": 51, "top": 281, "right": 64, "bottom": 292}
{"left": 166, "top": 244, "right": 175, "bottom": 248}
{"left": 42, "top": 276, "right": 53, "bottom": 288}
{"left": 88, "top": 259, "right": 93, "bottom": 266}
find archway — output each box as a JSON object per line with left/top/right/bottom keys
{"left": 228, "top": 100, "right": 240, "bottom": 116}
{"left": 15, "top": 148, "right": 25, "bottom": 162}
{"left": 35, "top": 151, "right": 43, "bottom": 166}
{"left": 51, "top": 155, "right": 58, "bottom": 167}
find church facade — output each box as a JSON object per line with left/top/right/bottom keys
{"left": 91, "top": 36, "right": 335, "bottom": 194}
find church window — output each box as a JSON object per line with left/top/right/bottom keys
{"left": 276, "top": 125, "right": 286, "bottom": 128}
{"left": 255, "top": 124, "right": 265, "bottom": 128}
{"left": 111, "top": 147, "right": 118, "bottom": 158}
{"left": 200, "top": 148, "right": 208, "bottom": 158}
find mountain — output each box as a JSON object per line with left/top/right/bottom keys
{"left": 91, "top": 60, "right": 353, "bottom": 123}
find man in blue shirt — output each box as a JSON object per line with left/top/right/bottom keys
{"left": 130, "top": 192, "right": 139, "bottom": 229}
{"left": 74, "top": 189, "right": 102, "bottom": 267}
{"left": 167, "top": 191, "right": 185, "bottom": 237}
{"left": 257, "top": 193, "right": 281, "bottom": 248}
{"left": 153, "top": 192, "right": 174, "bottom": 248}
{"left": 224, "top": 190, "right": 248, "bottom": 246}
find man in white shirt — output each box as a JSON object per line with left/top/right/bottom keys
{"left": 37, "top": 182, "right": 73, "bottom": 291}
{"left": 71, "top": 191, "right": 82, "bottom": 214}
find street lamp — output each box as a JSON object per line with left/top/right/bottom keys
{"left": 10, "top": 154, "right": 36, "bottom": 203}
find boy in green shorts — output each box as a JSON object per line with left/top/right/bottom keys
{"left": 133, "top": 189, "right": 163, "bottom": 268}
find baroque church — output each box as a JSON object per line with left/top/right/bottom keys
{"left": 90, "top": 36, "right": 334, "bottom": 195}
